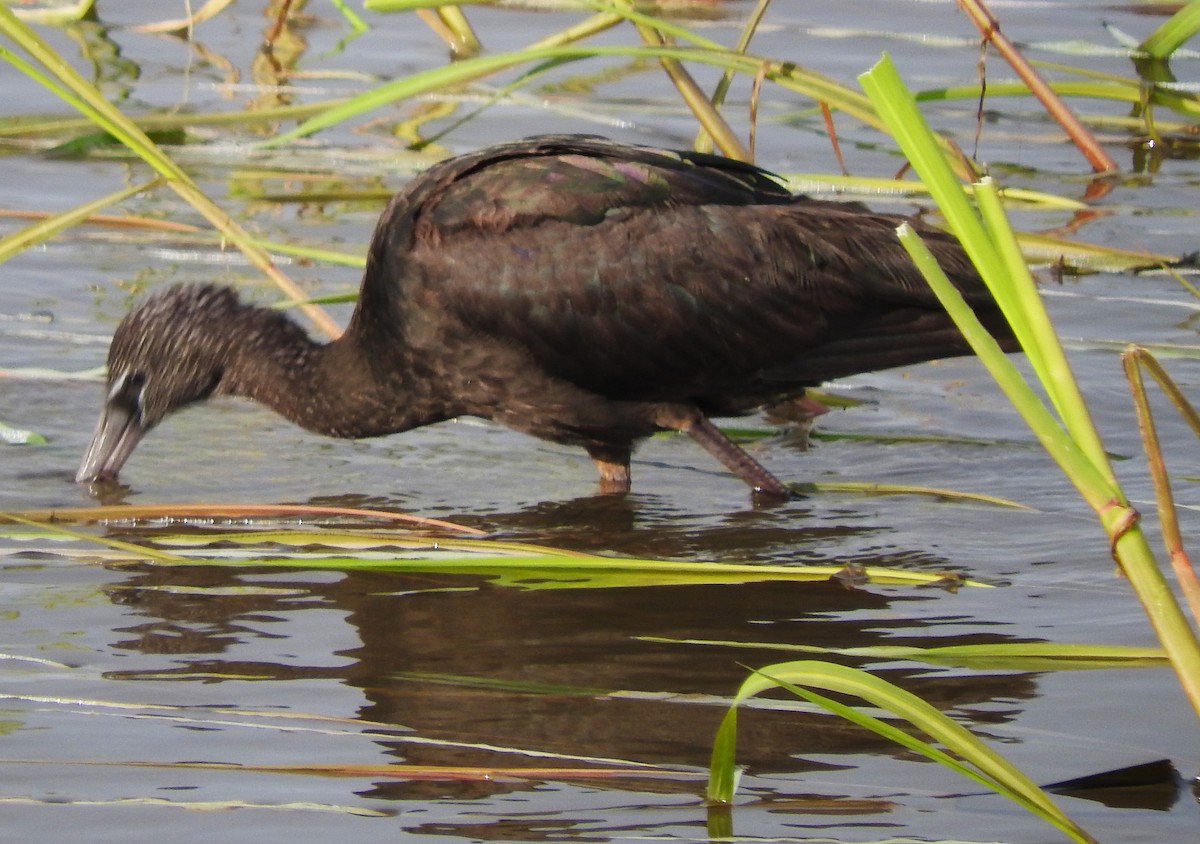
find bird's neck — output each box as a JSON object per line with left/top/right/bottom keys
{"left": 218, "top": 305, "right": 449, "bottom": 438}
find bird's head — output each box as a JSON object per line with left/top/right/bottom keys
{"left": 76, "top": 285, "right": 240, "bottom": 484}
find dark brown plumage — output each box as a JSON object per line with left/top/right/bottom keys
{"left": 77, "top": 134, "right": 1014, "bottom": 497}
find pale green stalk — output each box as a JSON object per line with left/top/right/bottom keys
{"left": 708, "top": 661, "right": 1096, "bottom": 843}
{"left": 644, "top": 637, "right": 1168, "bottom": 670}
{"left": 896, "top": 227, "right": 1115, "bottom": 506}
{"left": 329, "top": 0, "right": 370, "bottom": 32}
{"left": 434, "top": 5, "right": 481, "bottom": 55}
{"left": 1140, "top": 0, "right": 1200, "bottom": 59}
{"left": 523, "top": 12, "right": 623, "bottom": 50}
{"left": 860, "top": 54, "right": 1200, "bottom": 720}
{"left": 977, "top": 180, "right": 1112, "bottom": 473}
{"left": 860, "top": 56, "right": 1113, "bottom": 480}
{"left": 899, "top": 222, "right": 1200, "bottom": 718}
{"left": 0, "top": 512, "right": 186, "bottom": 563}
{"left": 920, "top": 79, "right": 1200, "bottom": 121}
{"left": 0, "top": 178, "right": 161, "bottom": 263}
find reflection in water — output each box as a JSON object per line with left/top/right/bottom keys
{"left": 306, "top": 489, "right": 910, "bottom": 568}
{"left": 1046, "top": 759, "right": 1182, "bottom": 812}
{"left": 68, "top": 7, "right": 139, "bottom": 98}
{"left": 253, "top": 0, "right": 309, "bottom": 113}
{"left": 100, "top": 518, "right": 1038, "bottom": 811}
{"left": 477, "top": 493, "right": 881, "bottom": 563}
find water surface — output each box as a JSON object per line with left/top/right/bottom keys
{"left": 2, "top": 2, "right": 1199, "bottom": 842}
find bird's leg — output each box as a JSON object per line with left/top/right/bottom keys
{"left": 654, "top": 406, "right": 793, "bottom": 499}
{"left": 587, "top": 445, "right": 632, "bottom": 494}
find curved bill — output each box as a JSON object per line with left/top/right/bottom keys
{"left": 76, "top": 402, "right": 145, "bottom": 483}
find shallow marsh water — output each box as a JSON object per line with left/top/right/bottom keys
{"left": 2, "top": 1, "right": 1200, "bottom": 842}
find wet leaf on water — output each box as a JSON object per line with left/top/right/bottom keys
{"left": 0, "top": 419, "right": 46, "bottom": 445}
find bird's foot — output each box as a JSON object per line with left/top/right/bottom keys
{"left": 653, "top": 405, "right": 795, "bottom": 499}
{"left": 589, "top": 447, "right": 632, "bottom": 494}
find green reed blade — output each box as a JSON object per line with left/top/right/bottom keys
{"left": 861, "top": 52, "right": 1200, "bottom": 721}
{"left": 1140, "top": 0, "right": 1200, "bottom": 60}
{"left": 0, "top": 178, "right": 160, "bottom": 263}
{"left": 708, "top": 660, "right": 1097, "bottom": 843}
{"left": 644, "top": 637, "right": 1168, "bottom": 670}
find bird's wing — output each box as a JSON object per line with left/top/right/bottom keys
{"left": 370, "top": 135, "right": 790, "bottom": 257}
{"left": 420, "top": 134, "right": 791, "bottom": 232}
{"left": 379, "top": 136, "right": 1003, "bottom": 402}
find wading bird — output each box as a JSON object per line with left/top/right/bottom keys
{"left": 77, "top": 135, "right": 1013, "bottom": 497}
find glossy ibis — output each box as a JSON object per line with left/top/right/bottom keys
{"left": 77, "top": 135, "right": 1013, "bottom": 497}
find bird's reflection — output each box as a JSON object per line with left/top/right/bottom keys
{"left": 100, "top": 495, "right": 1040, "bottom": 809}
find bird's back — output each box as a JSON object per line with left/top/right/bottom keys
{"left": 357, "top": 135, "right": 1011, "bottom": 412}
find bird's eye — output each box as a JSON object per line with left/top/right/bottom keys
{"left": 108, "top": 370, "right": 147, "bottom": 419}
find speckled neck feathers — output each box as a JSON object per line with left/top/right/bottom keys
{"left": 107, "top": 284, "right": 445, "bottom": 438}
